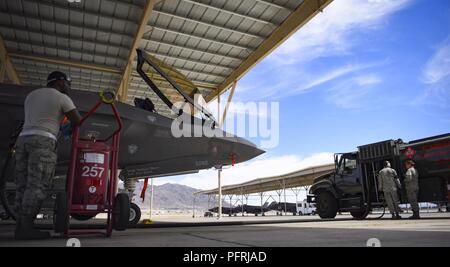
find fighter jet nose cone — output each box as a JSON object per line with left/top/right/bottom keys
{"left": 210, "top": 135, "right": 265, "bottom": 167}
{"left": 233, "top": 138, "right": 265, "bottom": 163}
{"left": 255, "top": 147, "right": 266, "bottom": 157}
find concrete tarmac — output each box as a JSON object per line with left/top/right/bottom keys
{"left": 1, "top": 213, "right": 449, "bottom": 247}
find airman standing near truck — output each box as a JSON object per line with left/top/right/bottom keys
{"left": 405, "top": 160, "right": 420, "bottom": 219}
{"left": 378, "top": 161, "right": 402, "bottom": 220}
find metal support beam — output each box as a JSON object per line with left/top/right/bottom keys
{"left": 0, "top": 34, "right": 21, "bottom": 84}
{"left": 9, "top": 52, "right": 122, "bottom": 75}
{"left": 254, "top": 0, "right": 294, "bottom": 12}
{"left": 13, "top": 64, "right": 120, "bottom": 83}
{"left": 0, "top": 11, "right": 135, "bottom": 39}
{"left": 153, "top": 9, "right": 266, "bottom": 40}
{"left": 16, "top": 76, "right": 117, "bottom": 92}
{"left": 228, "top": 195, "right": 233, "bottom": 216}
{"left": 9, "top": 52, "right": 218, "bottom": 91}
{"left": 192, "top": 195, "right": 196, "bottom": 218}
{"left": 142, "top": 37, "right": 244, "bottom": 62}
{"left": 130, "top": 72, "right": 218, "bottom": 90}
{"left": 21, "top": 0, "right": 139, "bottom": 27}
{"left": 4, "top": 37, "right": 128, "bottom": 64}
{"left": 0, "top": 24, "right": 130, "bottom": 52}
{"left": 150, "top": 178, "right": 154, "bottom": 220}
{"left": 283, "top": 180, "right": 287, "bottom": 216}
{"left": 181, "top": 0, "right": 278, "bottom": 27}
{"left": 130, "top": 59, "right": 228, "bottom": 80}
{"left": 217, "top": 167, "right": 222, "bottom": 219}
{"left": 118, "top": 0, "right": 161, "bottom": 102}
{"left": 148, "top": 50, "right": 233, "bottom": 71}
{"left": 259, "top": 192, "right": 265, "bottom": 216}
{"left": 291, "top": 187, "right": 302, "bottom": 204}
{"left": 220, "top": 81, "right": 237, "bottom": 126}
{"left": 207, "top": 0, "right": 333, "bottom": 102}
{"left": 150, "top": 25, "right": 255, "bottom": 52}
{"left": 243, "top": 194, "right": 249, "bottom": 216}
{"left": 275, "top": 189, "right": 282, "bottom": 216}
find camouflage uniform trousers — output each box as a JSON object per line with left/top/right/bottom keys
{"left": 383, "top": 190, "right": 401, "bottom": 215}
{"left": 406, "top": 184, "right": 420, "bottom": 213}
{"left": 14, "top": 135, "right": 57, "bottom": 218}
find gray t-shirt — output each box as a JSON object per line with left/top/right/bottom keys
{"left": 20, "top": 88, "right": 76, "bottom": 139}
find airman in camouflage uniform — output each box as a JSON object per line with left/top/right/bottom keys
{"left": 14, "top": 136, "right": 57, "bottom": 218}
{"left": 14, "top": 71, "right": 81, "bottom": 240}
{"left": 378, "top": 161, "right": 402, "bottom": 220}
{"left": 405, "top": 160, "right": 420, "bottom": 219}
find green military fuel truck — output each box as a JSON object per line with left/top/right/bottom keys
{"left": 307, "top": 133, "right": 450, "bottom": 219}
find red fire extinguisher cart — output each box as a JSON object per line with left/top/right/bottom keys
{"left": 54, "top": 91, "right": 129, "bottom": 237}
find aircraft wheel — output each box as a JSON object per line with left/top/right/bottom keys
{"left": 316, "top": 191, "right": 338, "bottom": 219}
{"left": 113, "top": 193, "right": 130, "bottom": 231}
{"left": 129, "top": 203, "right": 141, "bottom": 227}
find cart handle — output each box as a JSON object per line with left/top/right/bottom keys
{"left": 77, "top": 91, "right": 123, "bottom": 142}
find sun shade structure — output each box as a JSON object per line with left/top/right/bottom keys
{"left": 0, "top": 0, "right": 333, "bottom": 117}
{"left": 194, "top": 163, "right": 335, "bottom": 196}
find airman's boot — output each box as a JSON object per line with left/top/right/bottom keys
{"left": 409, "top": 211, "right": 420, "bottom": 220}
{"left": 14, "top": 216, "right": 50, "bottom": 240}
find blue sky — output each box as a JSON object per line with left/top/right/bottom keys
{"left": 158, "top": 0, "right": 450, "bottom": 192}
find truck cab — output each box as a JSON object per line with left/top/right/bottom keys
{"left": 307, "top": 152, "right": 372, "bottom": 219}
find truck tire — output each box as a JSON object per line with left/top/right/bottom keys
{"left": 350, "top": 211, "right": 368, "bottom": 220}
{"left": 129, "top": 203, "right": 141, "bottom": 227}
{"left": 316, "top": 191, "right": 338, "bottom": 219}
{"left": 0, "top": 212, "right": 10, "bottom": 220}
{"left": 113, "top": 193, "right": 130, "bottom": 231}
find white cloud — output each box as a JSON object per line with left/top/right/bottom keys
{"left": 354, "top": 74, "right": 383, "bottom": 86}
{"left": 270, "top": 0, "right": 412, "bottom": 65}
{"left": 416, "top": 36, "right": 450, "bottom": 108}
{"left": 292, "top": 61, "right": 386, "bottom": 94}
{"left": 167, "top": 153, "right": 334, "bottom": 190}
{"left": 422, "top": 37, "right": 450, "bottom": 84}
{"left": 234, "top": 0, "right": 409, "bottom": 101}
{"left": 326, "top": 74, "right": 382, "bottom": 109}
